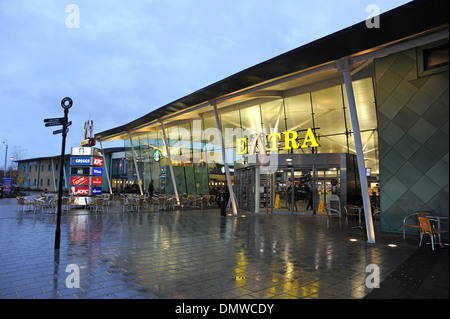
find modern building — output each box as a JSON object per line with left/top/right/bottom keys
{"left": 15, "top": 147, "right": 126, "bottom": 194}
{"left": 95, "top": 0, "right": 449, "bottom": 240}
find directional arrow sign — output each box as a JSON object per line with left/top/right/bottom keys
{"left": 44, "top": 117, "right": 64, "bottom": 123}
{"left": 46, "top": 122, "right": 62, "bottom": 127}
{"left": 44, "top": 118, "right": 64, "bottom": 126}
{"left": 53, "top": 127, "right": 69, "bottom": 135}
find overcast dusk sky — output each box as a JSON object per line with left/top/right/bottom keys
{"left": 0, "top": 0, "right": 411, "bottom": 167}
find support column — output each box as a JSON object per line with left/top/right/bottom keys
{"left": 337, "top": 57, "right": 375, "bottom": 244}
{"left": 254, "top": 167, "right": 260, "bottom": 213}
{"left": 160, "top": 120, "right": 180, "bottom": 206}
{"left": 211, "top": 100, "right": 238, "bottom": 216}
{"left": 127, "top": 132, "right": 143, "bottom": 196}
{"left": 100, "top": 141, "right": 113, "bottom": 195}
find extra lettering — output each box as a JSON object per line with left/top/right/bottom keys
{"left": 237, "top": 128, "right": 319, "bottom": 155}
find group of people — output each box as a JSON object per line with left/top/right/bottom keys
{"left": 287, "top": 182, "right": 313, "bottom": 212}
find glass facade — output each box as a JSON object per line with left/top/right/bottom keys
{"left": 123, "top": 77, "right": 378, "bottom": 197}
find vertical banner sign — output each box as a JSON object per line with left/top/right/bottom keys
{"left": 2, "top": 177, "right": 13, "bottom": 194}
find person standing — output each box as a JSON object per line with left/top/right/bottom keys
{"left": 287, "top": 182, "right": 298, "bottom": 212}
{"left": 148, "top": 180, "right": 154, "bottom": 198}
{"left": 305, "top": 183, "right": 313, "bottom": 211}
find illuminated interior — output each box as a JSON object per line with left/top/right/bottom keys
{"left": 122, "top": 74, "right": 378, "bottom": 194}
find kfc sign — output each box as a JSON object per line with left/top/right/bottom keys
{"left": 92, "top": 177, "right": 102, "bottom": 185}
{"left": 93, "top": 158, "right": 103, "bottom": 166}
{"left": 70, "top": 176, "right": 90, "bottom": 186}
{"left": 70, "top": 187, "right": 90, "bottom": 195}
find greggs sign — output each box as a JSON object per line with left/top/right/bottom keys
{"left": 236, "top": 128, "right": 319, "bottom": 155}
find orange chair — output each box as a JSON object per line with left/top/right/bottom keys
{"left": 418, "top": 216, "right": 449, "bottom": 250}
{"left": 403, "top": 212, "right": 429, "bottom": 239}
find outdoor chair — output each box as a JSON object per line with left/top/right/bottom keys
{"left": 418, "top": 216, "right": 449, "bottom": 250}
{"left": 134, "top": 198, "right": 146, "bottom": 212}
{"left": 32, "top": 197, "right": 47, "bottom": 213}
{"left": 16, "top": 197, "right": 27, "bottom": 212}
{"left": 344, "top": 205, "right": 362, "bottom": 228}
{"left": 326, "top": 206, "right": 342, "bottom": 228}
{"left": 196, "top": 195, "right": 208, "bottom": 209}
{"left": 187, "top": 195, "right": 198, "bottom": 208}
{"left": 181, "top": 194, "right": 189, "bottom": 209}
{"left": 119, "top": 197, "right": 133, "bottom": 212}
{"left": 53, "top": 197, "right": 71, "bottom": 212}
{"left": 150, "top": 197, "right": 158, "bottom": 210}
{"left": 326, "top": 208, "right": 341, "bottom": 228}
{"left": 403, "top": 212, "right": 429, "bottom": 239}
{"left": 158, "top": 196, "right": 168, "bottom": 210}
{"left": 209, "top": 195, "right": 216, "bottom": 207}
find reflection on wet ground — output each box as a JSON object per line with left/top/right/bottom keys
{"left": 0, "top": 198, "right": 418, "bottom": 299}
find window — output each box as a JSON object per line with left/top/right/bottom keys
{"left": 418, "top": 41, "right": 449, "bottom": 77}
{"left": 47, "top": 179, "right": 50, "bottom": 187}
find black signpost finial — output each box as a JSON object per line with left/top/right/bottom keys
{"left": 44, "top": 97, "right": 73, "bottom": 250}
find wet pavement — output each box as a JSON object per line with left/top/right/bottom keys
{"left": 0, "top": 196, "right": 446, "bottom": 300}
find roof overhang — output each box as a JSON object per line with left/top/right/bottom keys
{"left": 95, "top": 0, "right": 449, "bottom": 142}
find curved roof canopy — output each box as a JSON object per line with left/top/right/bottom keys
{"left": 95, "top": 0, "right": 449, "bottom": 142}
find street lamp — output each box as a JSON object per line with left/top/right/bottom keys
{"left": 2, "top": 139, "right": 7, "bottom": 178}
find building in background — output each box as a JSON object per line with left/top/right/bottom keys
{"left": 14, "top": 147, "right": 125, "bottom": 194}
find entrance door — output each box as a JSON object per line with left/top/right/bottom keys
{"left": 274, "top": 169, "right": 290, "bottom": 211}
{"left": 315, "top": 167, "right": 340, "bottom": 214}
{"left": 294, "top": 169, "right": 314, "bottom": 213}
{"left": 272, "top": 168, "right": 314, "bottom": 213}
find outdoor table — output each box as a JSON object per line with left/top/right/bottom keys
{"left": 23, "top": 197, "right": 34, "bottom": 211}
{"left": 352, "top": 206, "right": 364, "bottom": 229}
{"left": 428, "top": 216, "right": 449, "bottom": 248}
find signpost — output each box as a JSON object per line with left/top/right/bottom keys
{"left": 44, "top": 97, "right": 72, "bottom": 250}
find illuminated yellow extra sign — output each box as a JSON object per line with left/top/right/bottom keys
{"left": 237, "top": 128, "right": 319, "bottom": 155}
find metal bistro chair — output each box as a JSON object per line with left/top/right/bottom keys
{"left": 403, "top": 212, "right": 429, "bottom": 239}
{"left": 16, "top": 197, "right": 27, "bottom": 212}
{"left": 326, "top": 203, "right": 342, "bottom": 228}
{"left": 344, "top": 205, "right": 363, "bottom": 229}
{"left": 418, "top": 216, "right": 449, "bottom": 250}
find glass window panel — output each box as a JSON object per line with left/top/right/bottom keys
{"left": 284, "top": 93, "right": 312, "bottom": 132}
{"left": 317, "top": 134, "right": 349, "bottom": 154}
{"left": 261, "top": 100, "right": 285, "bottom": 133}
{"left": 239, "top": 105, "right": 262, "bottom": 134}
{"left": 343, "top": 78, "right": 377, "bottom": 132}
{"left": 221, "top": 109, "right": 241, "bottom": 163}
{"left": 202, "top": 116, "right": 220, "bottom": 164}
{"left": 312, "top": 85, "right": 346, "bottom": 137}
